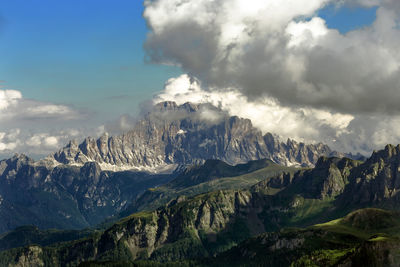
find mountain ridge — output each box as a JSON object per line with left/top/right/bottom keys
{"left": 0, "top": 153, "right": 175, "bottom": 233}
{"left": 2, "top": 144, "right": 400, "bottom": 266}
{"left": 47, "top": 101, "right": 363, "bottom": 171}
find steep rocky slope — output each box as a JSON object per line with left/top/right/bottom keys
{"left": 212, "top": 208, "right": 400, "bottom": 267}
{"left": 0, "top": 154, "right": 174, "bottom": 233}
{"left": 0, "top": 155, "right": 365, "bottom": 265}
{"left": 0, "top": 190, "right": 262, "bottom": 266}
{"left": 110, "top": 144, "right": 400, "bottom": 263}
{"left": 337, "top": 144, "right": 400, "bottom": 207}
{"left": 264, "top": 144, "right": 400, "bottom": 210}
{"left": 0, "top": 153, "right": 300, "bottom": 235}
{"left": 50, "top": 101, "right": 354, "bottom": 170}
{"left": 119, "top": 158, "right": 297, "bottom": 215}
{"left": 279, "top": 156, "right": 361, "bottom": 199}
{"left": 4, "top": 145, "right": 400, "bottom": 266}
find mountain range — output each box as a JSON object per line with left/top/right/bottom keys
{"left": 0, "top": 154, "right": 174, "bottom": 232}
{"left": 1, "top": 101, "right": 393, "bottom": 266}
{"left": 49, "top": 101, "right": 362, "bottom": 169}
{"left": 0, "top": 101, "right": 361, "bottom": 234}
{"left": 1, "top": 143, "right": 400, "bottom": 266}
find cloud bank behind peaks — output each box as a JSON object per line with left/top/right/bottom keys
{"left": 144, "top": 0, "right": 400, "bottom": 114}
{"left": 154, "top": 74, "right": 354, "bottom": 148}
{"left": 155, "top": 74, "right": 400, "bottom": 155}
{"left": 0, "top": 88, "right": 93, "bottom": 158}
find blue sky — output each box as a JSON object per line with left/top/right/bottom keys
{"left": 319, "top": 3, "right": 378, "bottom": 33}
{"left": 0, "top": 1, "right": 377, "bottom": 120}
{"left": 0, "top": 0, "right": 181, "bottom": 120}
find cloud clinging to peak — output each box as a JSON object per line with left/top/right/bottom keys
{"left": 154, "top": 75, "right": 356, "bottom": 150}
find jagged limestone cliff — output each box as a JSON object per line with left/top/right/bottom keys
{"left": 50, "top": 101, "right": 349, "bottom": 170}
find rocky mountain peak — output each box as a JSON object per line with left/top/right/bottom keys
{"left": 3, "top": 154, "right": 34, "bottom": 171}
{"left": 0, "top": 154, "right": 34, "bottom": 178}
{"left": 180, "top": 102, "right": 200, "bottom": 112}
{"left": 154, "top": 101, "right": 200, "bottom": 113}
{"left": 369, "top": 144, "right": 400, "bottom": 164}
{"left": 154, "top": 101, "right": 179, "bottom": 111}
{"left": 80, "top": 162, "right": 102, "bottom": 182}
{"left": 10, "top": 153, "right": 33, "bottom": 164}
{"left": 283, "top": 156, "right": 360, "bottom": 199}
{"left": 65, "top": 139, "right": 79, "bottom": 149}
{"left": 336, "top": 144, "right": 400, "bottom": 205}
{"left": 47, "top": 101, "right": 357, "bottom": 171}
{"left": 314, "top": 156, "right": 348, "bottom": 170}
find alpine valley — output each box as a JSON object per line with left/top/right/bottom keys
{"left": 1, "top": 102, "right": 398, "bottom": 267}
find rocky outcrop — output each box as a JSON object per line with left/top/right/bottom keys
{"left": 338, "top": 144, "right": 400, "bottom": 205}
{"left": 9, "top": 246, "right": 44, "bottom": 267}
{"left": 212, "top": 208, "right": 400, "bottom": 267}
{"left": 301, "top": 157, "right": 360, "bottom": 199}
{"left": 262, "top": 156, "right": 360, "bottom": 200}
{"left": 96, "top": 190, "right": 255, "bottom": 262}
{"left": 350, "top": 240, "right": 400, "bottom": 267}
{"left": 251, "top": 172, "right": 295, "bottom": 193}
{"left": 50, "top": 101, "right": 352, "bottom": 170}
{"left": 4, "top": 143, "right": 400, "bottom": 266}
{"left": 0, "top": 190, "right": 263, "bottom": 266}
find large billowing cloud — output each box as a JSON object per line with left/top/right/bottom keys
{"left": 0, "top": 89, "right": 94, "bottom": 158}
{"left": 145, "top": 0, "right": 400, "bottom": 154}
{"left": 144, "top": 0, "right": 400, "bottom": 114}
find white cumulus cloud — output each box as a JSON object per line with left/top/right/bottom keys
{"left": 0, "top": 90, "right": 22, "bottom": 110}
{"left": 0, "top": 88, "right": 96, "bottom": 158}
{"left": 144, "top": 0, "right": 400, "bottom": 114}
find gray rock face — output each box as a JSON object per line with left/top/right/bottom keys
{"left": 289, "top": 157, "right": 360, "bottom": 199}
{"left": 51, "top": 101, "right": 349, "bottom": 169}
{"left": 338, "top": 144, "right": 400, "bottom": 205}
{"left": 0, "top": 154, "right": 174, "bottom": 233}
